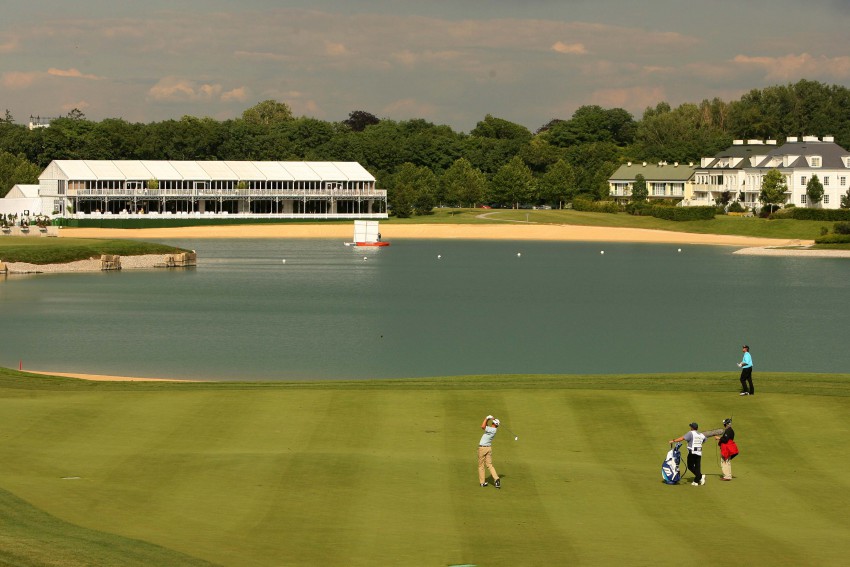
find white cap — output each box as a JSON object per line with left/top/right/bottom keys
{"left": 492, "top": 418, "right": 500, "bottom": 426}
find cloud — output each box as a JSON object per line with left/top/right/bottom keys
{"left": 551, "top": 41, "right": 587, "bottom": 55}
{"left": 382, "top": 98, "right": 438, "bottom": 120}
{"left": 589, "top": 85, "right": 668, "bottom": 111}
{"left": 0, "top": 36, "right": 19, "bottom": 53}
{"left": 234, "top": 50, "right": 295, "bottom": 62}
{"left": 61, "top": 100, "right": 91, "bottom": 112}
{"left": 47, "top": 68, "right": 103, "bottom": 80}
{"left": 221, "top": 87, "right": 249, "bottom": 102}
{"left": 1, "top": 71, "right": 40, "bottom": 89}
{"left": 147, "top": 77, "right": 223, "bottom": 102}
{"left": 733, "top": 53, "right": 850, "bottom": 80}
{"left": 324, "top": 42, "right": 349, "bottom": 57}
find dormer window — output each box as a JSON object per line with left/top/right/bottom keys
{"left": 811, "top": 156, "right": 821, "bottom": 167}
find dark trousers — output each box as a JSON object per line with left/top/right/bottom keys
{"left": 687, "top": 453, "right": 702, "bottom": 482}
{"left": 740, "top": 366, "right": 754, "bottom": 394}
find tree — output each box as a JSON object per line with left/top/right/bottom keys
{"left": 488, "top": 156, "right": 535, "bottom": 208}
{"left": 343, "top": 110, "right": 380, "bottom": 132}
{"left": 441, "top": 158, "right": 487, "bottom": 207}
{"left": 388, "top": 162, "right": 437, "bottom": 217}
{"left": 841, "top": 188, "right": 850, "bottom": 209}
{"left": 2, "top": 109, "right": 12, "bottom": 123}
{"left": 241, "top": 100, "right": 294, "bottom": 125}
{"left": 630, "top": 173, "right": 648, "bottom": 203}
{"left": 538, "top": 159, "right": 577, "bottom": 207}
{"left": 66, "top": 108, "right": 86, "bottom": 120}
{"left": 0, "top": 150, "right": 41, "bottom": 197}
{"left": 806, "top": 174, "right": 824, "bottom": 207}
{"left": 759, "top": 169, "right": 788, "bottom": 213}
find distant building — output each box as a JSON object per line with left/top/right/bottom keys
{"left": 692, "top": 136, "right": 850, "bottom": 209}
{"left": 0, "top": 184, "right": 43, "bottom": 217}
{"left": 20, "top": 160, "right": 387, "bottom": 220}
{"left": 608, "top": 161, "right": 695, "bottom": 204}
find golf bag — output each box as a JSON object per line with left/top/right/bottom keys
{"left": 662, "top": 442, "right": 682, "bottom": 484}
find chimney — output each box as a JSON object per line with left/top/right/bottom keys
{"left": 824, "top": 135, "right": 835, "bottom": 142}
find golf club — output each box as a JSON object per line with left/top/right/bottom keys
{"left": 501, "top": 423, "right": 519, "bottom": 441}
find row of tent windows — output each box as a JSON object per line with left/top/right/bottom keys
{"left": 64, "top": 180, "right": 375, "bottom": 191}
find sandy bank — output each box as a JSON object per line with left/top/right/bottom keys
{"left": 59, "top": 223, "right": 804, "bottom": 247}
{"left": 3, "top": 253, "right": 176, "bottom": 274}
{"left": 26, "top": 370, "right": 202, "bottom": 382}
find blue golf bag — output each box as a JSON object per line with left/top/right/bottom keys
{"left": 662, "top": 442, "right": 682, "bottom": 484}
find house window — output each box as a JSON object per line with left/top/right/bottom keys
{"left": 841, "top": 177, "right": 847, "bottom": 186}
{"left": 811, "top": 156, "right": 821, "bottom": 167}
{"left": 824, "top": 195, "right": 830, "bottom": 204}
{"left": 824, "top": 177, "right": 830, "bottom": 186}
{"left": 801, "top": 194, "right": 807, "bottom": 204}
{"left": 801, "top": 176, "right": 807, "bottom": 185}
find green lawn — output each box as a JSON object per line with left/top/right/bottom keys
{"left": 0, "top": 237, "right": 188, "bottom": 264}
{"left": 1, "top": 369, "right": 848, "bottom": 566}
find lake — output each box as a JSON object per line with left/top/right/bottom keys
{"left": 1, "top": 239, "right": 846, "bottom": 380}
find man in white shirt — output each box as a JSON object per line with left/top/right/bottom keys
{"left": 670, "top": 422, "right": 706, "bottom": 486}
{"left": 478, "top": 415, "right": 501, "bottom": 488}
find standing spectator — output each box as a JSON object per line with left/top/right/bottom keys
{"left": 738, "top": 345, "right": 754, "bottom": 396}
{"left": 478, "top": 415, "right": 501, "bottom": 488}
{"left": 669, "top": 422, "right": 706, "bottom": 486}
{"left": 715, "top": 418, "right": 738, "bottom": 481}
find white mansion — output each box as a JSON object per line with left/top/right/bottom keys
{"left": 610, "top": 135, "right": 850, "bottom": 210}
{"left": 2, "top": 160, "right": 387, "bottom": 220}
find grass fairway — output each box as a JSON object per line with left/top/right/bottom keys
{"left": 1, "top": 370, "right": 849, "bottom": 566}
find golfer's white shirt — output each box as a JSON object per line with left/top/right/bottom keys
{"left": 479, "top": 426, "right": 498, "bottom": 446}
{"left": 684, "top": 431, "right": 705, "bottom": 455}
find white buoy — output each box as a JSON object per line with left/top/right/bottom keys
{"left": 600, "top": 250, "right": 605, "bottom": 255}
{"left": 677, "top": 248, "right": 682, "bottom": 252}
{"left": 517, "top": 252, "right": 521, "bottom": 257}
{"left": 437, "top": 254, "right": 442, "bottom": 259}
{"left": 363, "top": 256, "right": 368, "bottom": 260}
{"left": 282, "top": 259, "right": 286, "bottom": 264}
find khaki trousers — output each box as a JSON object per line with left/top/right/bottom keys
{"left": 478, "top": 446, "right": 499, "bottom": 484}
{"left": 721, "top": 459, "right": 733, "bottom": 480}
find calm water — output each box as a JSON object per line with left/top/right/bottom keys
{"left": 1, "top": 239, "right": 847, "bottom": 380}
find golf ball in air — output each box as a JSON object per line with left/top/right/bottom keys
{"left": 515, "top": 436, "right": 519, "bottom": 441}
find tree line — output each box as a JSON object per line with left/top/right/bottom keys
{"left": 2, "top": 80, "right": 850, "bottom": 216}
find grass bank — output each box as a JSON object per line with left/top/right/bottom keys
{"left": 0, "top": 237, "right": 189, "bottom": 264}
{"left": 1, "top": 368, "right": 849, "bottom": 566}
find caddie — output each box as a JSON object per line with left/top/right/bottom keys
{"left": 669, "top": 422, "right": 706, "bottom": 486}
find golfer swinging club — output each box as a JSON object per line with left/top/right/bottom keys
{"left": 669, "top": 422, "right": 706, "bottom": 486}
{"left": 478, "top": 415, "right": 501, "bottom": 488}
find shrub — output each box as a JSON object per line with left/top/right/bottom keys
{"left": 650, "top": 206, "right": 716, "bottom": 221}
{"left": 573, "top": 198, "right": 620, "bottom": 213}
{"left": 625, "top": 201, "right": 653, "bottom": 216}
{"left": 728, "top": 201, "right": 745, "bottom": 213}
{"left": 815, "top": 233, "right": 850, "bottom": 244}
{"left": 833, "top": 221, "right": 850, "bottom": 235}
{"left": 779, "top": 208, "right": 850, "bottom": 221}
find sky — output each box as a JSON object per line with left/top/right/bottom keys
{"left": 2, "top": 0, "right": 850, "bottom": 133}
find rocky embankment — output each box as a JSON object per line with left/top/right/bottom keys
{"left": 1, "top": 252, "right": 196, "bottom": 274}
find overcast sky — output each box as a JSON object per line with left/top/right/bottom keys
{"left": 3, "top": 1, "right": 850, "bottom": 132}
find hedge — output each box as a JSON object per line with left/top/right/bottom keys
{"left": 776, "top": 208, "right": 850, "bottom": 221}
{"left": 814, "top": 233, "right": 850, "bottom": 244}
{"left": 648, "top": 206, "right": 717, "bottom": 221}
{"left": 572, "top": 199, "right": 620, "bottom": 213}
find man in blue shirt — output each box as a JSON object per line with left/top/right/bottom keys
{"left": 738, "top": 345, "right": 754, "bottom": 396}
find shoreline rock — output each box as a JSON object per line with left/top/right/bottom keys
{"left": 3, "top": 253, "right": 196, "bottom": 274}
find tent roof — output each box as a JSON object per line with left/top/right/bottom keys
{"left": 40, "top": 160, "right": 375, "bottom": 182}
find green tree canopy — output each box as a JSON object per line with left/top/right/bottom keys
{"left": 388, "top": 162, "right": 437, "bottom": 217}
{"left": 631, "top": 173, "right": 648, "bottom": 202}
{"left": 805, "top": 174, "right": 824, "bottom": 207}
{"left": 488, "top": 155, "right": 535, "bottom": 208}
{"left": 759, "top": 169, "right": 789, "bottom": 212}
{"left": 241, "top": 100, "right": 294, "bottom": 126}
{"left": 537, "top": 159, "right": 577, "bottom": 207}
{"left": 0, "top": 150, "right": 41, "bottom": 197}
{"left": 440, "top": 158, "right": 487, "bottom": 207}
